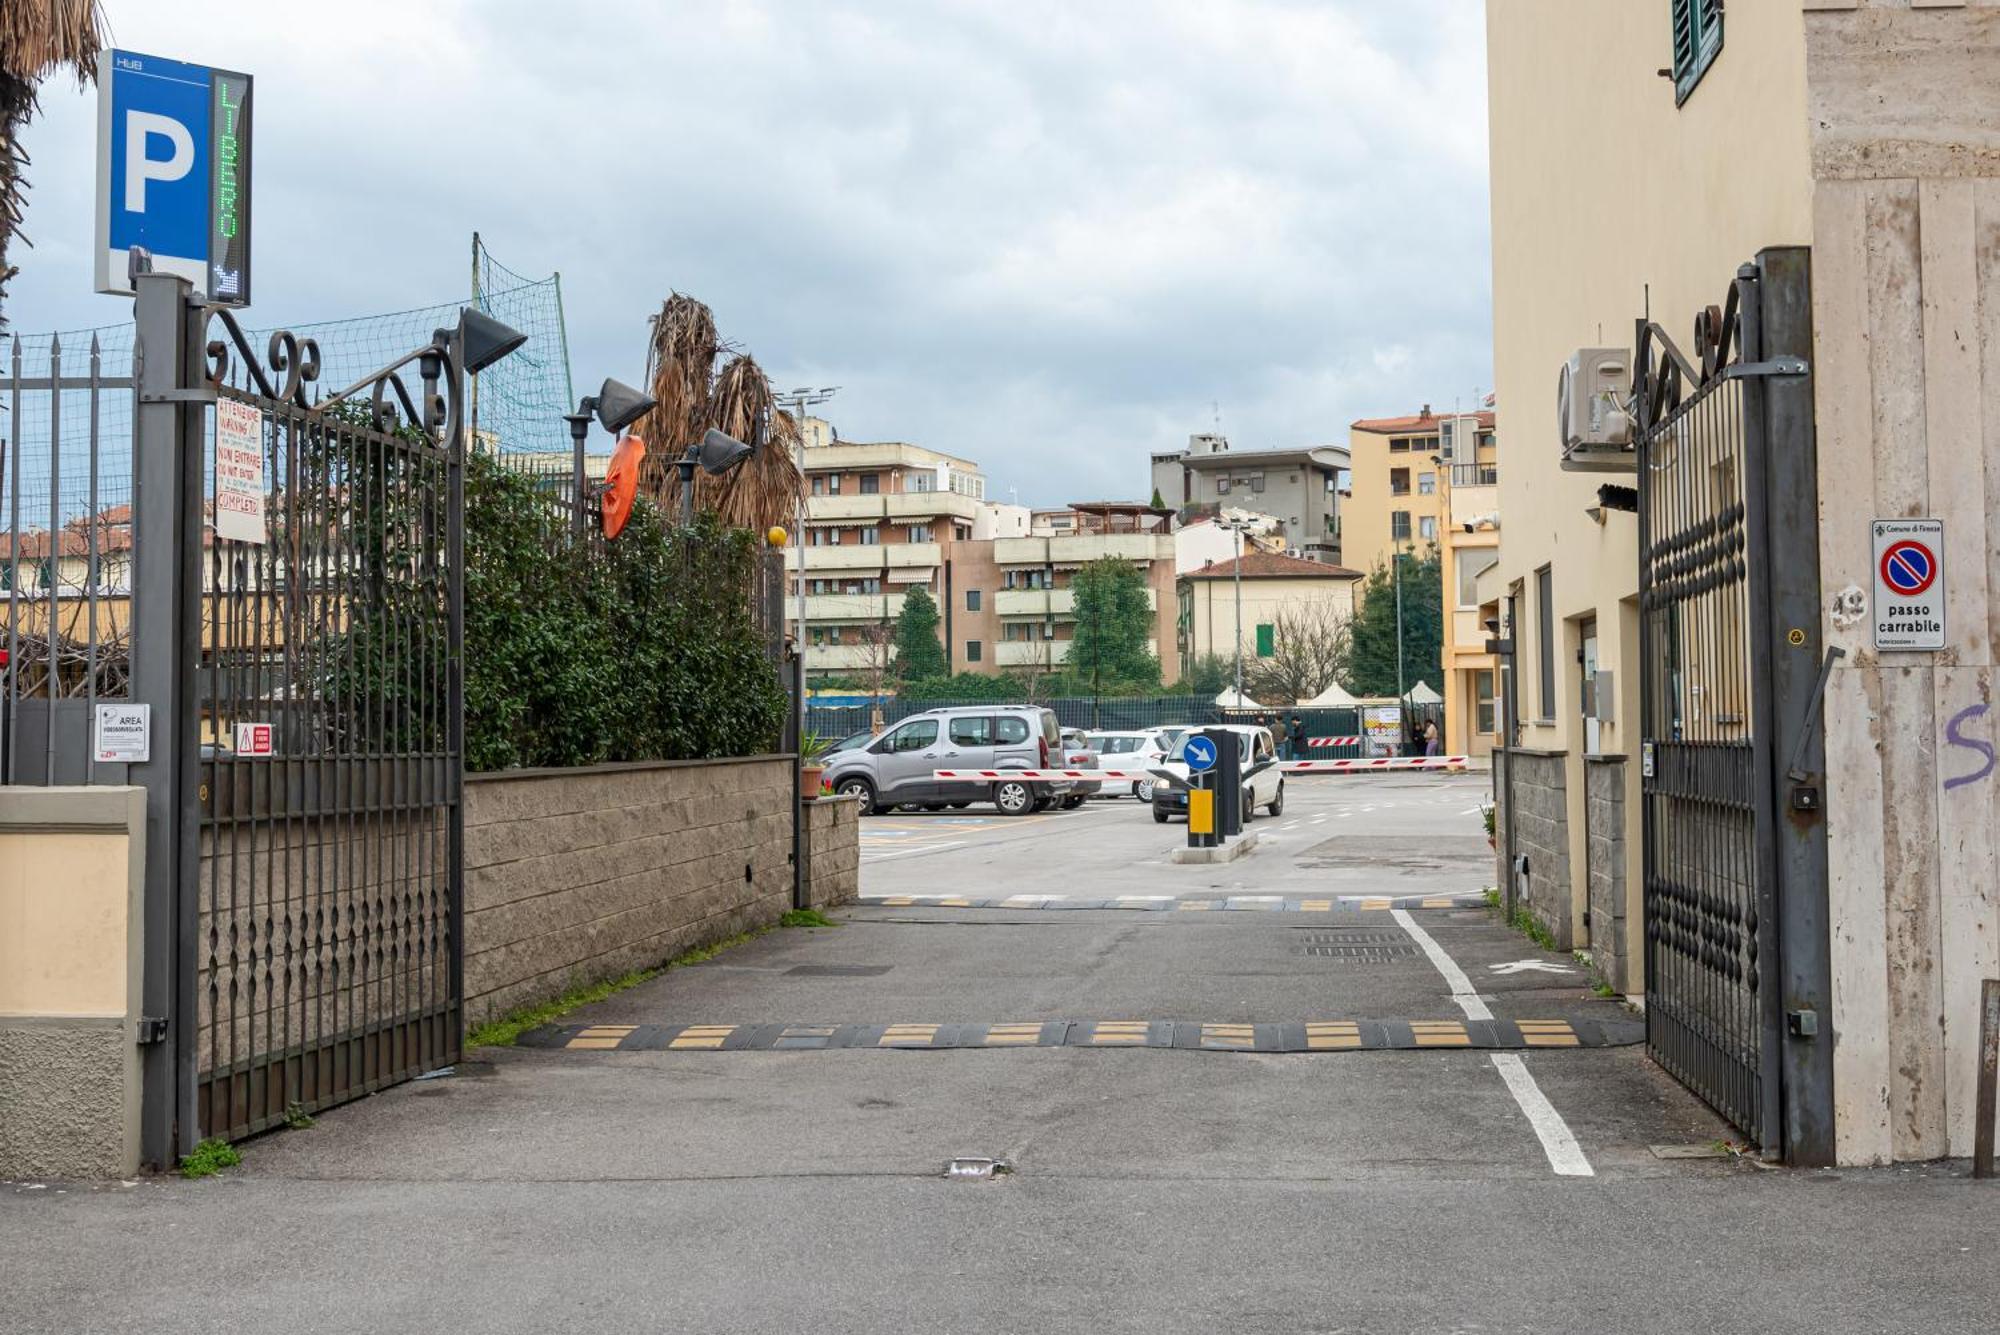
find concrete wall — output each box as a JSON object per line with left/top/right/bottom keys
{"left": 1497, "top": 750, "right": 1572, "bottom": 950}
{"left": 1804, "top": 0, "right": 2000, "bottom": 1165}
{"left": 462, "top": 758, "right": 857, "bottom": 1026}
{"left": 1584, "top": 757, "right": 1632, "bottom": 994}
{"left": 0, "top": 787, "right": 146, "bottom": 1180}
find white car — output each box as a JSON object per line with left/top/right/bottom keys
{"left": 1151, "top": 725, "right": 1284, "bottom": 823}
{"left": 1084, "top": 729, "right": 1175, "bottom": 801}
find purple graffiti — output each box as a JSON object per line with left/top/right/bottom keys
{"left": 1944, "top": 702, "right": 1995, "bottom": 791}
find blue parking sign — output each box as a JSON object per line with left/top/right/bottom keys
{"left": 95, "top": 49, "right": 252, "bottom": 304}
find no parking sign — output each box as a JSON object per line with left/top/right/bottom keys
{"left": 1872, "top": 518, "right": 1945, "bottom": 651}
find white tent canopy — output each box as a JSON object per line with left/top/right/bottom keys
{"left": 1301, "top": 680, "right": 1360, "bottom": 707}
{"left": 1214, "top": 688, "right": 1265, "bottom": 709}
{"left": 1406, "top": 681, "right": 1443, "bottom": 705}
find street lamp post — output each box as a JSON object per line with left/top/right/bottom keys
{"left": 780, "top": 386, "right": 839, "bottom": 691}
{"left": 1217, "top": 516, "right": 1256, "bottom": 706}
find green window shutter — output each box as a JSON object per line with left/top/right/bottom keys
{"left": 1255, "top": 624, "right": 1274, "bottom": 658}
{"left": 1672, "top": 0, "right": 1723, "bottom": 105}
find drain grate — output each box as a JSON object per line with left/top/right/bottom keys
{"left": 1301, "top": 943, "right": 1419, "bottom": 959}
{"left": 786, "top": 964, "right": 892, "bottom": 977}
{"left": 1298, "top": 930, "right": 1411, "bottom": 945}
{"left": 1296, "top": 930, "right": 1417, "bottom": 961}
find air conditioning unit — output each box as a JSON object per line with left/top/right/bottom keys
{"left": 1557, "top": 348, "right": 1634, "bottom": 472}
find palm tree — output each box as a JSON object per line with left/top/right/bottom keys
{"left": 1, "top": 0, "right": 103, "bottom": 329}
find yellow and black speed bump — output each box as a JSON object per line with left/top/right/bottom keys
{"left": 518, "top": 1017, "right": 1640, "bottom": 1053}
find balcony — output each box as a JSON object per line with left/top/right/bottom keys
{"left": 803, "top": 592, "right": 906, "bottom": 622}
{"left": 992, "top": 532, "right": 1172, "bottom": 566}
{"left": 804, "top": 643, "right": 883, "bottom": 672}
{"left": 808, "top": 491, "right": 980, "bottom": 523}
{"left": 802, "top": 541, "right": 942, "bottom": 573}
{"left": 1451, "top": 464, "right": 1499, "bottom": 487}
{"left": 993, "top": 586, "right": 1158, "bottom": 618}
{"left": 994, "top": 639, "right": 1071, "bottom": 668}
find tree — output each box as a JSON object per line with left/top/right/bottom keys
{"left": 1172, "top": 653, "right": 1233, "bottom": 697}
{"left": 857, "top": 619, "right": 894, "bottom": 730}
{"left": 1, "top": 2, "right": 105, "bottom": 328}
{"left": 1246, "top": 600, "right": 1354, "bottom": 704}
{"left": 892, "top": 586, "right": 948, "bottom": 684}
{"left": 1150, "top": 486, "right": 1166, "bottom": 510}
{"left": 1346, "top": 547, "right": 1443, "bottom": 698}
{"left": 1068, "top": 558, "right": 1160, "bottom": 692}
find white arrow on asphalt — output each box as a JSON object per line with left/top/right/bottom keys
{"left": 1489, "top": 960, "right": 1576, "bottom": 975}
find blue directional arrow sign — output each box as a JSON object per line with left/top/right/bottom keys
{"left": 1184, "top": 736, "right": 1218, "bottom": 774}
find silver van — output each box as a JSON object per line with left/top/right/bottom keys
{"left": 823, "top": 705, "right": 1067, "bottom": 816}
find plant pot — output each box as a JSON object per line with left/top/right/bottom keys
{"left": 801, "top": 765, "right": 825, "bottom": 800}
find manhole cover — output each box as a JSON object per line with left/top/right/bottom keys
{"left": 785, "top": 964, "right": 892, "bottom": 977}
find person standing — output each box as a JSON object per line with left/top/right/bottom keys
{"left": 1423, "top": 718, "right": 1441, "bottom": 757}
{"left": 1288, "top": 715, "right": 1306, "bottom": 761}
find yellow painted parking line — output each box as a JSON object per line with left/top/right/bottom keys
{"left": 1411, "top": 1021, "right": 1471, "bottom": 1047}
{"left": 669, "top": 1025, "right": 737, "bottom": 1050}
{"left": 1519, "top": 1020, "right": 1579, "bottom": 1048}
{"left": 1359, "top": 897, "right": 1393, "bottom": 911}
{"left": 1420, "top": 897, "right": 1456, "bottom": 909}
{"left": 566, "top": 1025, "right": 637, "bottom": 1051}
{"left": 1091, "top": 1021, "right": 1151, "bottom": 1045}
{"left": 937, "top": 898, "right": 972, "bottom": 908}
{"left": 880, "top": 1024, "right": 941, "bottom": 1047}
{"left": 1300, "top": 900, "right": 1333, "bottom": 912}
{"left": 1305, "top": 1021, "right": 1362, "bottom": 1050}
{"left": 1199, "top": 1023, "right": 1257, "bottom": 1050}
{"left": 1175, "top": 901, "right": 1216, "bottom": 911}
{"left": 877, "top": 896, "right": 915, "bottom": 906}
{"left": 983, "top": 1023, "right": 1044, "bottom": 1046}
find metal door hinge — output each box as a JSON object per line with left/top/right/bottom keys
{"left": 136, "top": 1016, "right": 168, "bottom": 1044}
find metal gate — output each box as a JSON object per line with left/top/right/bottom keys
{"left": 147, "top": 280, "right": 488, "bottom": 1144}
{"left": 1633, "top": 263, "right": 1785, "bottom": 1146}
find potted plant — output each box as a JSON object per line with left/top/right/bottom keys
{"left": 1481, "top": 803, "right": 1497, "bottom": 849}
{"left": 800, "top": 731, "right": 831, "bottom": 801}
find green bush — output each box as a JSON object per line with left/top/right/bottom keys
{"left": 461, "top": 456, "right": 787, "bottom": 771}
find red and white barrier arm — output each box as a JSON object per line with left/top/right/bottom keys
{"left": 931, "top": 769, "right": 1157, "bottom": 782}
{"left": 1278, "top": 756, "right": 1468, "bottom": 772}
{"left": 1306, "top": 736, "right": 1361, "bottom": 747}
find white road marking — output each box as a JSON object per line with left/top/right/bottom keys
{"left": 1492, "top": 1054, "right": 1596, "bottom": 1177}
{"left": 1392, "top": 908, "right": 1594, "bottom": 1178}
{"left": 862, "top": 843, "right": 966, "bottom": 862}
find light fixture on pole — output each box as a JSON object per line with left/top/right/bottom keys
{"left": 676, "top": 428, "right": 755, "bottom": 527}
{"left": 1393, "top": 535, "right": 1408, "bottom": 742}
{"left": 564, "top": 377, "right": 657, "bottom": 538}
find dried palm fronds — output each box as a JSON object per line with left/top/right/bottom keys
{"left": 705, "top": 354, "right": 803, "bottom": 531}
{"left": 1, "top": 1, "right": 105, "bottom": 327}
{"left": 635, "top": 293, "right": 717, "bottom": 497}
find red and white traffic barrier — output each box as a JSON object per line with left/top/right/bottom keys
{"left": 1306, "top": 736, "right": 1361, "bottom": 747}
{"left": 1279, "top": 756, "right": 1467, "bottom": 772}
{"left": 932, "top": 769, "right": 1155, "bottom": 782}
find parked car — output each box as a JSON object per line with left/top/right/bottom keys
{"left": 828, "top": 729, "right": 876, "bottom": 754}
{"left": 1150, "top": 725, "right": 1283, "bottom": 824}
{"left": 822, "top": 705, "right": 1069, "bottom": 816}
{"left": 1057, "top": 729, "right": 1101, "bottom": 808}
{"left": 1084, "top": 729, "right": 1174, "bottom": 800}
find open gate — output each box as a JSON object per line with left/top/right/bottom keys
{"left": 1632, "top": 250, "right": 1834, "bottom": 1159}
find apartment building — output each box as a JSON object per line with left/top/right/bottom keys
{"left": 1150, "top": 433, "right": 1348, "bottom": 563}
{"left": 1437, "top": 420, "right": 1500, "bottom": 761}
{"left": 987, "top": 502, "right": 1180, "bottom": 683}
{"left": 795, "top": 420, "right": 988, "bottom": 680}
{"left": 1344, "top": 406, "right": 1497, "bottom": 578}
{"left": 1176, "top": 549, "right": 1363, "bottom": 675}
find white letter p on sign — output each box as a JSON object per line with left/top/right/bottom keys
{"left": 124, "top": 110, "right": 194, "bottom": 212}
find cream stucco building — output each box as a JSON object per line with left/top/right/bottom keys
{"left": 1487, "top": 0, "right": 2000, "bottom": 1166}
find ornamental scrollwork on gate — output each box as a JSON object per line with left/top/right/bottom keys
{"left": 1629, "top": 267, "right": 1747, "bottom": 436}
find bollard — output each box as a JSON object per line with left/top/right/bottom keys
{"left": 1976, "top": 978, "right": 2000, "bottom": 1180}
{"left": 1210, "top": 727, "right": 1242, "bottom": 838}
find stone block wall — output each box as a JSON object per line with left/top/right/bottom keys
{"left": 1584, "top": 756, "right": 1630, "bottom": 992}
{"left": 804, "top": 795, "right": 861, "bottom": 908}
{"left": 1497, "top": 749, "right": 1571, "bottom": 949}
{"left": 464, "top": 757, "right": 856, "bottom": 1027}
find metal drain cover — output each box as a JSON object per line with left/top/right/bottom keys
{"left": 1301, "top": 944, "right": 1419, "bottom": 959}
{"left": 1296, "top": 931, "right": 1418, "bottom": 961}
{"left": 786, "top": 964, "right": 892, "bottom": 977}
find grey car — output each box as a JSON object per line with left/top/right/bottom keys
{"left": 822, "top": 705, "right": 1067, "bottom": 816}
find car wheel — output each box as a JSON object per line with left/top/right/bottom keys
{"left": 1033, "top": 794, "right": 1057, "bottom": 812}
{"left": 1241, "top": 789, "right": 1256, "bottom": 823}
{"left": 835, "top": 777, "right": 875, "bottom": 816}
{"left": 1153, "top": 808, "right": 1169, "bottom": 824}
{"left": 993, "top": 779, "right": 1034, "bottom": 817}
{"left": 1135, "top": 781, "right": 1155, "bottom": 803}
{"left": 1268, "top": 783, "right": 1284, "bottom": 817}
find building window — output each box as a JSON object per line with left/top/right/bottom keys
{"left": 1672, "top": 0, "right": 1723, "bottom": 105}
{"left": 965, "top": 589, "right": 981, "bottom": 612}
{"left": 859, "top": 526, "right": 880, "bottom": 546}
{"left": 1389, "top": 437, "right": 1412, "bottom": 452}
{"left": 859, "top": 473, "right": 880, "bottom": 495}
{"left": 965, "top": 640, "right": 982, "bottom": 663}
{"left": 908, "top": 524, "right": 932, "bottom": 543}
{"left": 1419, "top": 515, "right": 1438, "bottom": 542}
{"left": 910, "top": 471, "right": 935, "bottom": 493}
{"left": 1390, "top": 468, "right": 1410, "bottom": 497}
{"left": 1391, "top": 511, "right": 1411, "bottom": 542}
{"left": 1476, "top": 671, "right": 1496, "bottom": 735}
{"left": 1249, "top": 473, "right": 1265, "bottom": 494}
{"left": 810, "top": 475, "right": 826, "bottom": 496}
{"left": 1536, "top": 565, "right": 1555, "bottom": 720}
{"left": 1417, "top": 472, "right": 1436, "bottom": 496}
{"left": 955, "top": 524, "right": 971, "bottom": 540}
{"left": 1457, "top": 549, "right": 1498, "bottom": 607}
{"left": 1216, "top": 477, "right": 1231, "bottom": 495}
{"left": 1255, "top": 623, "right": 1274, "bottom": 658}
{"left": 827, "top": 474, "right": 841, "bottom": 495}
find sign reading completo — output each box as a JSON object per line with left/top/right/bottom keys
{"left": 213, "top": 399, "right": 266, "bottom": 543}
{"left": 234, "top": 721, "right": 274, "bottom": 757}
{"left": 95, "top": 49, "right": 252, "bottom": 303}
{"left": 94, "top": 702, "right": 151, "bottom": 763}
{"left": 1871, "top": 518, "right": 1946, "bottom": 651}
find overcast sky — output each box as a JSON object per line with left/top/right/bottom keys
{"left": 14, "top": 0, "right": 1491, "bottom": 506}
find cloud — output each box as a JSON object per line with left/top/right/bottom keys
{"left": 11, "top": 0, "right": 1490, "bottom": 505}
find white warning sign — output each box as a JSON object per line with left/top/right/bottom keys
{"left": 214, "top": 398, "right": 267, "bottom": 544}
{"left": 1871, "top": 518, "right": 1945, "bottom": 651}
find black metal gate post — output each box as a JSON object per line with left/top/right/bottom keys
{"left": 1748, "top": 246, "right": 1836, "bottom": 1164}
